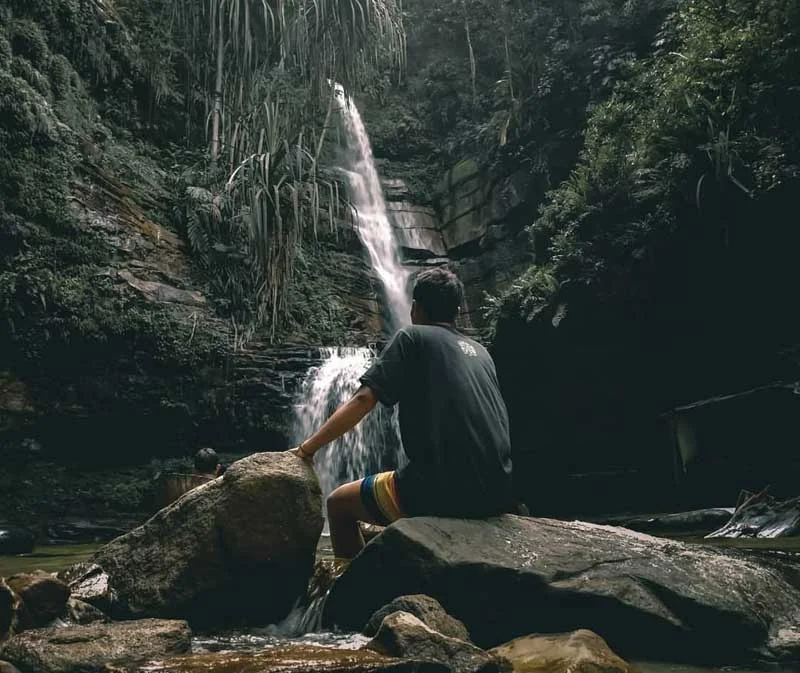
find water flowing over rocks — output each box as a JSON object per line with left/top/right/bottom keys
{"left": 322, "top": 516, "right": 800, "bottom": 664}
{"left": 293, "top": 347, "right": 403, "bottom": 499}
{"left": 62, "top": 452, "right": 322, "bottom": 625}
{"left": 489, "top": 630, "right": 635, "bottom": 673}
{"left": 366, "top": 612, "right": 506, "bottom": 673}
{"left": 0, "top": 619, "right": 190, "bottom": 673}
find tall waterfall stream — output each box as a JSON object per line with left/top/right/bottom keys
{"left": 292, "top": 88, "right": 410, "bottom": 505}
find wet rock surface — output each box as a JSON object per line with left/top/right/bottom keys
{"left": 489, "top": 630, "right": 635, "bottom": 673}
{"left": 708, "top": 492, "right": 800, "bottom": 539}
{"left": 63, "top": 453, "right": 322, "bottom": 625}
{"left": 364, "top": 595, "right": 471, "bottom": 642}
{"left": 604, "top": 509, "right": 735, "bottom": 536}
{"left": 323, "top": 516, "right": 800, "bottom": 663}
{"left": 0, "top": 619, "right": 191, "bottom": 673}
{"left": 57, "top": 563, "right": 115, "bottom": 616}
{"left": 367, "top": 611, "right": 506, "bottom": 673}
{"left": 138, "top": 644, "right": 449, "bottom": 673}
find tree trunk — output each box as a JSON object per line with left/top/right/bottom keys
{"left": 210, "top": 17, "right": 224, "bottom": 167}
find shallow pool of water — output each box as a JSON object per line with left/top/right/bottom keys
{"left": 0, "top": 543, "right": 100, "bottom": 576}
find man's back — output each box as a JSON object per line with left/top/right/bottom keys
{"left": 361, "top": 325, "right": 512, "bottom": 517}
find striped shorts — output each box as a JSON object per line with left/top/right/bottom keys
{"left": 360, "top": 471, "right": 406, "bottom": 526}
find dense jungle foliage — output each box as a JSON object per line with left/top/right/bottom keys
{"left": 1, "top": 0, "right": 799, "bottom": 510}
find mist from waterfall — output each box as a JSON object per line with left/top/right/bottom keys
{"left": 292, "top": 348, "right": 405, "bottom": 500}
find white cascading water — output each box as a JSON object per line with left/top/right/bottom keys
{"left": 293, "top": 347, "right": 405, "bottom": 500}
{"left": 336, "top": 85, "right": 412, "bottom": 331}
{"left": 291, "top": 89, "right": 410, "bottom": 500}
{"left": 282, "top": 91, "right": 410, "bottom": 635}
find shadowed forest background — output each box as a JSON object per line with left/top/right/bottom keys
{"left": 1, "top": 0, "right": 799, "bottom": 525}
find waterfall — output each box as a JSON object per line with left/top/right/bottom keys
{"left": 284, "top": 91, "right": 409, "bottom": 635}
{"left": 337, "top": 87, "right": 411, "bottom": 331}
{"left": 292, "top": 348, "right": 405, "bottom": 501}
{"left": 290, "top": 90, "right": 410, "bottom": 503}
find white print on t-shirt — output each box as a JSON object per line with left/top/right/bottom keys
{"left": 458, "top": 340, "right": 478, "bottom": 357}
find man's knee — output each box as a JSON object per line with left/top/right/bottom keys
{"left": 327, "top": 482, "right": 359, "bottom": 520}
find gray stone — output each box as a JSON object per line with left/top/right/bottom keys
{"left": 438, "top": 160, "right": 492, "bottom": 251}
{"left": 117, "top": 270, "right": 207, "bottom": 307}
{"left": 490, "top": 630, "right": 635, "bottom": 673}
{"left": 63, "top": 453, "right": 323, "bottom": 625}
{"left": 57, "top": 564, "right": 115, "bottom": 616}
{"left": 367, "top": 611, "right": 506, "bottom": 673}
{"left": 6, "top": 572, "right": 68, "bottom": 630}
{"left": 65, "top": 598, "right": 108, "bottom": 626}
{"left": 365, "top": 595, "right": 471, "bottom": 642}
{"left": 323, "top": 516, "right": 800, "bottom": 663}
{"left": 0, "top": 619, "right": 190, "bottom": 673}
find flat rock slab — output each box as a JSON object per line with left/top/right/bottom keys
{"left": 0, "top": 619, "right": 191, "bottom": 673}
{"left": 138, "top": 644, "right": 449, "bottom": 673}
{"left": 323, "top": 516, "right": 800, "bottom": 664}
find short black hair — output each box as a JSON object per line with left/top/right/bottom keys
{"left": 412, "top": 267, "right": 464, "bottom": 323}
{"left": 194, "top": 447, "right": 219, "bottom": 474}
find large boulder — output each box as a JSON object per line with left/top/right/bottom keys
{"left": 323, "top": 516, "right": 800, "bottom": 663}
{"left": 489, "top": 630, "right": 634, "bottom": 673}
{"left": 63, "top": 452, "right": 322, "bottom": 625}
{"left": 0, "top": 619, "right": 190, "bottom": 673}
{"left": 5, "top": 572, "right": 68, "bottom": 630}
{"left": 364, "top": 595, "right": 471, "bottom": 642}
{"left": 366, "top": 611, "right": 506, "bottom": 673}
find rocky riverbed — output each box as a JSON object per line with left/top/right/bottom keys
{"left": 1, "top": 453, "right": 799, "bottom": 673}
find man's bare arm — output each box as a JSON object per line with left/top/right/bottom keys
{"left": 296, "top": 385, "right": 378, "bottom": 459}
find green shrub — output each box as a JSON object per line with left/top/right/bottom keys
{"left": 9, "top": 19, "right": 48, "bottom": 67}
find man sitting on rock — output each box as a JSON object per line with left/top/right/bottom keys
{"left": 291, "top": 267, "right": 513, "bottom": 559}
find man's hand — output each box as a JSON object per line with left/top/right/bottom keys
{"left": 288, "top": 446, "right": 314, "bottom": 463}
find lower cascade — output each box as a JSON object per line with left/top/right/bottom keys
{"left": 292, "top": 347, "right": 404, "bottom": 501}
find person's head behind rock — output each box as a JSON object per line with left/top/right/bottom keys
{"left": 411, "top": 267, "right": 464, "bottom": 325}
{"left": 194, "top": 447, "right": 221, "bottom": 477}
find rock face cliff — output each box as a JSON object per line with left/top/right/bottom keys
{"left": 384, "top": 162, "right": 533, "bottom": 335}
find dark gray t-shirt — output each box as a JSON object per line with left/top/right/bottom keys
{"left": 360, "top": 324, "right": 513, "bottom": 517}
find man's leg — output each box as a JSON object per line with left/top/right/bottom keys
{"left": 326, "top": 479, "right": 383, "bottom": 559}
